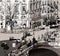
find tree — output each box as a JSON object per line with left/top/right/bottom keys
{"left": 43, "top": 1, "right": 59, "bottom": 26}
{"left": 2, "top": 1, "right": 21, "bottom": 32}
{"left": 6, "top": 4, "right": 16, "bottom": 32}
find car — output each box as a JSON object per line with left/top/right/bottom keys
{"left": 38, "top": 25, "right": 45, "bottom": 30}
{"left": 50, "top": 25, "right": 59, "bottom": 28}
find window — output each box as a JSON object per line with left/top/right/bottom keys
{"left": 22, "top": 6, "right": 26, "bottom": 15}
{"left": 36, "top": 3, "right": 37, "bottom": 9}
{"left": 1, "top": 26, "right": 3, "bottom": 28}
{"left": 33, "top": 0, "right": 35, "bottom": 2}
{"left": 57, "top": 1, "right": 58, "bottom": 4}
{"left": 14, "top": 15, "right": 18, "bottom": 19}
{"left": 30, "top": 4, "right": 32, "bottom": 11}
{"left": 23, "top": 0, "right": 25, "bottom": 2}
{"left": 33, "top": 3, "right": 35, "bottom": 10}
{"left": 7, "top": 0, "right": 10, "bottom": 2}
{"left": 0, "top": 0, "right": 2, "bottom": 2}
{"left": 14, "top": 6, "right": 18, "bottom": 13}
{"left": 30, "top": 4, "right": 34, "bottom": 14}
{"left": 23, "top": 6, "right": 26, "bottom": 11}
{"left": 51, "top": 14, "right": 52, "bottom": 18}
{"left": 48, "top": 15, "right": 49, "bottom": 19}
{"left": 45, "top": 1, "right": 46, "bottom": 5}
{"left": 45, "top": 11, "right": 46, "bottom": 13}
{"left": 48, "top": 11, "right": 49, "bottom": 13}
{"left": 0, "top": 23, "right": 3, "bottom": 28}
{"left": 30, "top": 0, "right": 32, "bottom": 2}
{"left": 21, "top": 16, "right": 26, "bottom": 19}
{"left": 15, "top": 0, "right": 18, "bottom": 2}
{"left": 48, "top": 8, "right": 49, "bottom": 13}
{"left": 0, "top": 15, "right": 3, "bottom": 20}
{"left": 0, "top": 6, "right": 2, "bottom": 11}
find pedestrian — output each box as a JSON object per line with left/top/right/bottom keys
{"left": 41, "top": 34, "right": 44, "bottom": 41}
{"left": 32, "top": 37, "right": 37, "bottom": 44}
{"left": 38, "top": 35, "right": 40, "bottom": 41}
{"left": 9, "top": 51, "right": 12, "bottom": 56}
{"left": 16, "top": 40, "right": 18, "bottom": 45}
{"left": 27, "top": 40, "right": 32, "bottom": 47}
{"left": 18, "top": 43, "right": 22, "bottom": 49}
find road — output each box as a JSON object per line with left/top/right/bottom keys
{"left": 0, "top": 28, "right": 56, "bottom": 41}
{"left": 0, "top": 40, "right": 18, "bottom": 56}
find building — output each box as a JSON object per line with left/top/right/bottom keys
{"left": 6, "top": 0, "right": 31, "bottom": 29}
{"left": 19, "top": 0, "right": 31, "bottom": 28}
{"left": 0, "top": 0, "right": 31, "bottom": 31}
{"left": 0, "top": 0, "right": 59, "bottom": 30}
{"left": 12, "top": 0, "right": 31, "bottom": 28}
{"left": 18, "top": 0, "right": 31, "bottom": 28}
{"left": 30, "top": 0, "right": 43, "bottom": 28}
{"left": 30, "top": 0, "right": 59, "bottom": 28}
{"left": 0, "top": 0, "right": 6, "bottom": 29}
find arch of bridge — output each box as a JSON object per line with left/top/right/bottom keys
{"left": 37, "top": 47, "right": 58, "bottom": 54}
{"left": 29, "top": 47, "right": 59, "bottom": 56}
{"left": 30, "top": 44, "right": 59, "bottom": 56}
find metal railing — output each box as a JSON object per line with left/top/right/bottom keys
{"left": 8, "top": 44, "right": 34, "bottom": 56}
{"left": 16, "top": 45, "right": 34, "bottom": 56}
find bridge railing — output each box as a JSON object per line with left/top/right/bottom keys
{"left": 8, "top": 44, "right": 34, "bottom": 56}
{"left": 15, "top": 45, "right": 34, "bottom": 56}
{"left": 8, "top": 40, "right": 60, "bottom": 56}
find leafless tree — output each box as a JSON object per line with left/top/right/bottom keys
{"left": 2, "top": 1, "right": 21, "bottom": 32}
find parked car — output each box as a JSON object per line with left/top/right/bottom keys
{"left": 50, "top": 25, "right": 59, "bottom": 28}
{"left": 38, "top": 25, "right": 45, "bottom": 30}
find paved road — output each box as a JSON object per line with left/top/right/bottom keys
{"left": 0, "top": 40, "right": 19, "bottom": 56}
{"left": 0, "top": 28, "right": 56, "bottom": 41}
{"left": 0, "top": 33, "right": 23, "bottom": 41}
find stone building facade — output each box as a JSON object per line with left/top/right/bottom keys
{"left": 0, "top": 0, "right": 6, "bottom": 29}
{"left": 7, "top": 0, "right": 31, "bottom": 28}
{"left": 30, "top": 0, "right": 59, "bottom": 27}
{"left": 0, "top": 0, "right": 59, "bottom": 30}
{"left": 0, "top": 0, "right": 31, "bottom": 30}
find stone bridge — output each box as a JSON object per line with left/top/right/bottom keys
{"left": 33, "top": 42, "right": 60, "bottom": 56}
{"left": 35, "top": 46, "right": 60, "bottom": 56}
{"left": 9, "top": 42, "right": 60, "bottom": 56}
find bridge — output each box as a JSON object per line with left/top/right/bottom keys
{"left": 8, "top": 42, "right": 60, "bottom": 56}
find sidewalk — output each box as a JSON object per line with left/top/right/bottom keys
{"left": 0, "top": 28, "right": 56, "bottom": 41}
